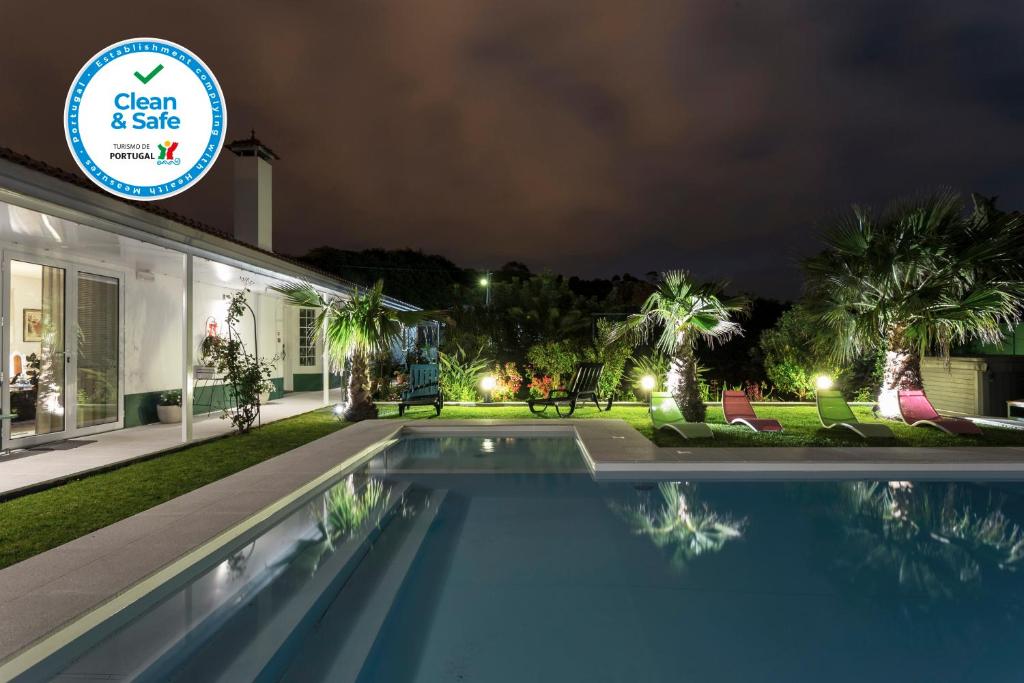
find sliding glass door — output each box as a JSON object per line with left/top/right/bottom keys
{"left": 76, "top": 272, "right": 119, "bottom": 429}
{"left": 5, "top": 259, "right": 66, "bottom": 441}
{"left": 3, "top": 253, "right": 123, "bottom": 448}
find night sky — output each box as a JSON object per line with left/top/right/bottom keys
{"left": 3, "top": 1, "right": 1023, "bottom": 298}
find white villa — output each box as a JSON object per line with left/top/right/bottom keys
{"left": 0, "top": 134, "right": 418, "bottom": 453}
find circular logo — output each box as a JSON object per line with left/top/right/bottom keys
{"left": 63, "top": 37, "right": 227, "bottom": 201}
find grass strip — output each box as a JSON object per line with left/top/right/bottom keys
{"left": 0, "top": 409, "right": 346, "bottom": 570}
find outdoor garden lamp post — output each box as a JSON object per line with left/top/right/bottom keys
{"left": 481, "top": 375, "right": 497, "bottom": 403}
{"left": 479, "top": 272, "right": 491, "bottom": 307}
{"left": 640, "top": 374, "right": 657, "bottom": 400}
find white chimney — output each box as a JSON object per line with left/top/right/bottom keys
{"left": 226, "top": 130, "right": 278, "bottom": 252}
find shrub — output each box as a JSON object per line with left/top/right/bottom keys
{"left": 582, "top": 318, "right": 632, "bottom": 398}
{"left": 526, "top": 341, "right": 579, "bottom": 388}
{"left": 490, "top": 362, "right": 523, "bottom": 401}
{"left": 527, "top": 375, "right": 555, "bottom": 400}
{"left": 760, "top": 306, "right": 842, "bottom": 400}
{"left": 439, "top": 345, "right": 491, "bottom": 401}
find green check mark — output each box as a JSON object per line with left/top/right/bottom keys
{"left": 133, "top": 64, "right": 164, "bottom": 84}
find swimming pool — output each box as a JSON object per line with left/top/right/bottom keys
{"left": 45, "top": 435, "right": 1024, "bottom": 681}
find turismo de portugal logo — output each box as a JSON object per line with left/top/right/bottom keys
{"left": 64, "top": 38, "right": 227, "bottom": 201}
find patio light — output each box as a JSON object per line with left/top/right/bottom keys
{"left": 815, "top": 375, "right": 834, "bottom": 391}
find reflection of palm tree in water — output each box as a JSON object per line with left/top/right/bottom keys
{"left": 613, "top": 482, "right": 747, "bottom": 571}
{"left": 836, "top": 482, "right": 1024, "bottom": 599}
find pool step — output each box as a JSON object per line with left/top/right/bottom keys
{"left": 279, "top": 488, "right": 448, "bottom": 683}
{"left": 137, "top": 481, "right": 412, "bottom": 683}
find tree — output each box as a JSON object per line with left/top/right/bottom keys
{"left": 760, "top": 305, "right": 845, "bottom": 400}
{"left": 613, "top": 270, "right": 748, "bottom": 421}
{"left": 803, "top": 191, "right": 1024, "bottom": 418}
{"left": 273, "top": 280, "right": 440, "bottom": 421}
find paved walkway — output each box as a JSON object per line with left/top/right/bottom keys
{"left": 0, "top": 391, "right": 333, "bottom": 498}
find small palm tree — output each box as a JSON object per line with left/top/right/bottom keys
{"left": 803, "top": 191, "right": 1024, "bottom": 417}
{"left": 614, "top": 271, "right": 748, "bottom": 421}
{"left": 273, "top": 280, "right": 440, "bottom": 421}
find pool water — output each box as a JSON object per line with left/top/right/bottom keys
{"left": 58, "top": 436, "right": 1024, "bottom": 682}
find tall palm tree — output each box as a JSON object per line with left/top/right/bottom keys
{"left": 614, "top": 271, "right": 748, "bottom": 421}
{"left": 803, "top": 191, "right": 1024, "bottom": 418}
{"left": 273, "top": 280, "right": 440, "bottom": 421}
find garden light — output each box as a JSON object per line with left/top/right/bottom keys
{"left": 815, "top": 375, "right": 834, "bottom": 391}
{"left": 332, "top": 403, "right": 346, "bottom": 421}
{"left": 640, "top": 375, "right": 657, "bottom": 392}
{"left": 479, "top": 276, "right": 489, "bottom": 287}
{"left": 480, "top": 375, "right": 497, "bottom": 392}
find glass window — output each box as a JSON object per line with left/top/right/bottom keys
{"left": 298, "top": 308, "right": 316, "bottom": 367}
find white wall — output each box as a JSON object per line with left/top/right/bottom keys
{"left": 125, "top": 270, "right": 184, "bottom": 395}
{"left": 190, "top": 282, "right": 288, "bottom": 386}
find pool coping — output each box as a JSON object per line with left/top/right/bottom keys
{"left": 3, "top": 417, "right": 1024, "bottom": 678}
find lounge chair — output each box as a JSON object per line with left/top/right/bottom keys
{"left": 898, "top": 389, "right": 982, "bottom": 436}
{"left": 722, "top": 390, "right": 783, "bottom": 432}
{"left": 528, "top": 362, "right": 612, "bottom": 417}
{"left": 816, "top": 389, "right": 894, "bottom": 440}
{"left": 650, "top": 392, "right": 713, "bottom": 439}
{"left": 398, "top": 363, "right": 443, "bottom": 416}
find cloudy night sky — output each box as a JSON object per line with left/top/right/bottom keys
{"left": 2, "top": 1, "right": 1023, "bottom": 297}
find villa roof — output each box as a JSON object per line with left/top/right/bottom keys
{"left": 0, "top": 145, "right": 419, "bottom": 311}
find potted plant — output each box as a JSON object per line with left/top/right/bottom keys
{"left": 157, "top": 389, "right": 182, "bottom": 423}
{"left": 259, "top": 380, "right": 274, "bottom": 405}
{"left": 196, "top": 335, "right": 223, "bottom": 379}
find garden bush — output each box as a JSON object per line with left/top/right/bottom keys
{"left": 439, "top": 345, "right": 491, "bottom": 401}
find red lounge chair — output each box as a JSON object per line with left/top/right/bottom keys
{"left": 897, "top": 390, "right": 982, "bottom": 436}
{"left": 722, "top": 390, "right": 783, "bottom": 432}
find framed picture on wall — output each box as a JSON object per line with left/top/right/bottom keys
{"left": 23, "top": 308, "right": 42, "bottom": 342}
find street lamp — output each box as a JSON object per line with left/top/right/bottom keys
{"left": 479, "top": 271, "right": 491, "bottom": 307}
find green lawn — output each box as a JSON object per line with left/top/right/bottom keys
{"left": 0, "top": 409, "right": 347, "bottom": 570}
{"left": 384, "top": 403, "right": 1024, "bottom": 448}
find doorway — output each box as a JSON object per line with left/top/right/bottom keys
{"left": 2, "top": 253, "right": 124, "bottom": 449}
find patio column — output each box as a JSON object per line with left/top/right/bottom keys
{"left": 182, "top": 254, "right": 194, "bottom": 442}
{"left": 322, "top": 317, "right": 330, "bottom": 406}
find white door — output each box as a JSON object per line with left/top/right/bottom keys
{"left": 2, "top": 252, "right": 124, "bottom": 450}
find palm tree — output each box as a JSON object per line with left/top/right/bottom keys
{"left": 613, "top": 270, "right": 747, "bottom": 421}
{"left": 803, "top": 191, "right": 1024, "bottom": 418}
{"left": 273, "top": 280, "right": 440, "bottom": 421}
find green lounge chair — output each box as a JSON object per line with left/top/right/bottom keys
{"left": 398, "top": 363, "right": 443, "bottom": 416}
{"left": 816, "top": 389, "right": 894, "bottom": 439}
{"left": 650, "top": 392, "right": 713, "bottom": 439}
